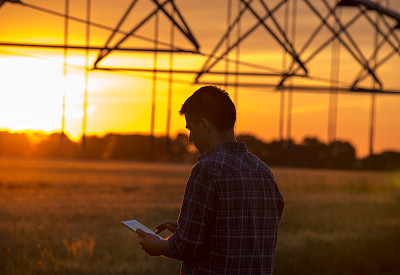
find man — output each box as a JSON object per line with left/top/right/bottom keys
{"left": 137, "top": 86, "right": 284, "bottom": 274}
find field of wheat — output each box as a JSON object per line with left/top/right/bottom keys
{"left": 0, "top": 157, "right": 399, "bottom": 275}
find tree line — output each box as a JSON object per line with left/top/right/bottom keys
{"left": 0, "top": 131, "right": 399, "bottom": 170}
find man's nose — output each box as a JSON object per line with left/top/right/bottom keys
{"left": 189, "top": 132, "right": 193, "bottom": 141}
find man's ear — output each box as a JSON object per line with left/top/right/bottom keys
{"left": 200, "top": 118, "right": 211, "bottom": 133}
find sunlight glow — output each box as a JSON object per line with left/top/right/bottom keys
{"left": 0, "top": 56, "right": 95, "bottom": 133}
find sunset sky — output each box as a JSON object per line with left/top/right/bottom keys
{"left": 0, "top": 0, "right": 399, "bottom": 157}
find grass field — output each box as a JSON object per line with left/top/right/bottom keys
{"left": 0, "top": 157, "right": 399, "bottom": 274}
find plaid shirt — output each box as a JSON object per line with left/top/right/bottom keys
{"left": 168, "top": 142, "right": 284, "bottom": 275}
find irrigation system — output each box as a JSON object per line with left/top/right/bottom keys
{"left": 1, "top": 0, "right": 399, "bottom": 154}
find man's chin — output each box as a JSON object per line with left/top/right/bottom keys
{"left": 196, "top": 146, "right": 203, "bottom": 154}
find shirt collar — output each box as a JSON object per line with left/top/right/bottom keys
{"left": 198, "top": 142, "right": 248, "bottom": 161}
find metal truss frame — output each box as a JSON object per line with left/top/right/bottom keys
{"left": 1, "top": 0, "right": 399, "bottom": 94}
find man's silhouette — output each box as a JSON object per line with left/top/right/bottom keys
{"left": 137, "top": 86, "right": 284, "bottom": 275}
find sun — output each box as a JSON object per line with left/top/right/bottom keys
{"left": 0, "top": 54, "right": 92, "bottom": 135}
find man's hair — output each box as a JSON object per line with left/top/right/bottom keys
{"left": 179, "top": 86, "right": 236, "bottom": 131}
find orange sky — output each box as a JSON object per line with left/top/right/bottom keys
{"left": 0, "top": 0, "right": 399, "bottom": 157}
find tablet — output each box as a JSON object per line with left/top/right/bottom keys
{"left": 121, "top": 220, "right": 164, "bottom": 240}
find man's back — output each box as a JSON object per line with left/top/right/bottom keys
{"left": 168, "top": 142, "right": 284, "bottom": 274}
{"left": 137, "top": 86, "right": 284, "bottom": 275}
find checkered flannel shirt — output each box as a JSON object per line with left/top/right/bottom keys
{"left": 168, "top": 142, "right": 284, "bottom": 275}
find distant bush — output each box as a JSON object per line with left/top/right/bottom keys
{"left": 0, "top": 131, "right": 32, "bottom": 157}
{"left": 361, "top": 151, "right": 400, "bottom": 170}
{"left": 237, "top": 135, "right": 357, "bottom": 169}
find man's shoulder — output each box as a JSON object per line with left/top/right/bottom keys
{"left": 192, "top": 151, "right": 231, "bottom": 179}
{"left": 197, "top": 148, "right": 272, "bottom": 177}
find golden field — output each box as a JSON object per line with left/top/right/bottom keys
{"left": 0, "top": 157, "right": 399, "bottom": 274}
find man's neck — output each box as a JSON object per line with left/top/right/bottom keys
{"left": 208, "top": 129, "right": 236, "bottom": 149}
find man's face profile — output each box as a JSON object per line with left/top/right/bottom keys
{"left": 185, "top": 113, "right": 209, "bottom": 154}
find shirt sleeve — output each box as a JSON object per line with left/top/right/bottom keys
{"left": 168, "top": 161, "right": 217, "bottom": 261}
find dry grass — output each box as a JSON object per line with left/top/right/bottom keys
{"left": 0, "top": 157, "right": 399, "bottom": 274}
{"left": 273, "top": 168, "right": 400, "bottom": 275}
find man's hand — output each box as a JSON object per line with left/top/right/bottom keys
{"left": 137, "top": 229, "right": 167, "bottom": 256}
{"left": 155, "top": 221, "right": 178, "bottom": 234}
